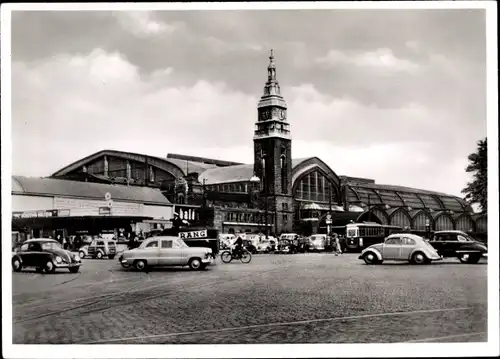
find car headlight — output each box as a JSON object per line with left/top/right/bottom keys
{"left": 73, "top": 254, "right": 81, "bottom": 261}
{"left": 55, "top": 256, "right": 62, "bottom": 263}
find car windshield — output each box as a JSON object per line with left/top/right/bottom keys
{"left": 41, "top": 241, "right": 62, "bottom": 250}
{"left": 175, "top": 239, "right": 189, "bottom": 248}
{"left": 458, "top": 234, "right": 475, "bottom": 242}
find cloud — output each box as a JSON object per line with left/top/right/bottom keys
{"left": 316, "top": 48, "right": 420, "bottom": 73}
{"left": 114, "top": 11, "right": 180, "bottom": 37}
{"left": 11, "top": 49, "right": 479, "bottom": 198}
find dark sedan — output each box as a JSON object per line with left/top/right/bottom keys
{"left": 429, "top": 230, "right": 487, "bottom": 264}
{"left": 12, "top": 239, "right": 82, "bottom": 273}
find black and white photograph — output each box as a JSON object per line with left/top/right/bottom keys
{"left": 1, "top": 2, "right": 498, "bottom": 358}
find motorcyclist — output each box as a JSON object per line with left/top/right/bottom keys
{"left": 233, "top": 236, "right": 244, "bottom": 257}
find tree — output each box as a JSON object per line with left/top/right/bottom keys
{"left": 462, "top": 138, "right": 487, "bottom": 212}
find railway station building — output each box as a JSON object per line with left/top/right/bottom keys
{"left": 12, "top": 53, "right": 486, "bottom": 241}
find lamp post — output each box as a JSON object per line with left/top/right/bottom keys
{"left": 425, "top": 218, "right": 431, "bottom": 239}
{"left": 367, "top": 193, "right": 372, "bottom": 222}
{"left": 250, "top": 175, "right": 268, "bottom": 239}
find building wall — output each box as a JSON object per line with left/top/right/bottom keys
{"left": 144, "top": 204, "right": 173, "bottom": 220}
{"left": 12, "top": 194, "right": 54, "bottom": 211}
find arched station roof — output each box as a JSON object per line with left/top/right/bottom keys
{"left": 345, "top": 182, "right": 471, "bottom": 213}
{"left": 12, "top": 175, "right": 171, "bottom": 205}
{"left": 51, "top": 149, "right": 217, "bottom": 179}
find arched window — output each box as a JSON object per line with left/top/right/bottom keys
{"left": 455, "top": 214, "right": 475, "bottom": 232}
{"left": 434, "top": 213, "right": 454, "bottom": 231}
{"left": 390, "top": 209, "right": 411, "bottom": 228}
{"left": 412, "top": 211, "right": 433, "bottom": 230}
{"left": 295, "top": 171, "right": 336, "bottom": 203}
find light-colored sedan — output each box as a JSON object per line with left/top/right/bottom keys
{"left": 118, "top": 236, "right": 213, "bottom": 271}
{"left": 359, "top": 233, "right": 442, "bottom": 265}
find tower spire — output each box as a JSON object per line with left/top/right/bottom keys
{"left": 267, "top": 49, "right": 276, "bottom": 82}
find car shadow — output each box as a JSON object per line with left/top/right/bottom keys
{"left": 117, "top": 266, "right": 212, "bottom": 273}
{"left": 13, "top": 270, "right": 78, "bottom": 275}
{"left": 360, "top": 261, "right": 488, "bottom": 266}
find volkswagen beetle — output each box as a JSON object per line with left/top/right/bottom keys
{"left": 12, "top": 238, "right": 82, "bottom": 273}
{"left": 359, "top": 233, "right": 442, "bottom": 265}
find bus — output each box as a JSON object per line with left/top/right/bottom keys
{"left": 345, "top": 223, "right": 402, "bottom": 252}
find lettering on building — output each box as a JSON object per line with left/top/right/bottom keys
{"left": 179, "top": 230, "right": 208, "bottom": 240}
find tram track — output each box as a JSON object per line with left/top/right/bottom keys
{"left": 14, "top": 263, "right": 292, "bottom": 324}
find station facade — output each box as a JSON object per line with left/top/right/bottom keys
{"left": 13, "top": 52, "right": 486, "bottom": 241}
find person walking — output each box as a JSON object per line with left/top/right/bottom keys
{"left": 334, "top": 233, "right": 342, "bottom": 256}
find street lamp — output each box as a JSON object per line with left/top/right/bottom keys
{"left": 425, "top": 218, "right": 431, "bottom": 239}
{"left": 250, "top": 174, "right": 268, "bottom": 239}
{"left": 250, "top": 175, "right": 268, "bottom": 239}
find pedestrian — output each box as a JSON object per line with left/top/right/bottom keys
{"left": 334, "top": 233, "right": 342, "bottom": 256}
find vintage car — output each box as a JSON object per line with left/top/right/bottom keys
{"left": 78, "top": 245, "right": 89, "bottom": 258}
{"left": 276, "top": 239, "right": 298, "bottom": 254}
{"left": 12, "top": 238, "right": 82, "bottom": 273}
{"left": 256, "top": 239, "right": 273, "bottom": 253}
{"left": 308, "top": 234, "right": 326, "bottom": 252}
{"left": 119, "top": 236, "right": 213, "bottom": 271}
{"left": 86, "top": 238, "right": 117, "bottom": 259}
{"left": 429, "top": 230, "right": 487, "bottom": 264}
{"left": 359, "top": 233, "right": 442, "bottom": 265}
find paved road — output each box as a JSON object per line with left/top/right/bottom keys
{"left": 11, "top": 253, "right": 487, "bottom": 344}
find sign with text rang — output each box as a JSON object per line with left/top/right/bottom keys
{"left": 178, "top": 230, "right": 208, "bottom": 240}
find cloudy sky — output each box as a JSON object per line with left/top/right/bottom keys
{"left": 10, "top": 7, "right": 488, "bottom": 197}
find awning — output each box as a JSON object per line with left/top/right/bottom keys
{"left": 301, "top": 202, "right": 322, "bottom": 210}
{"left": 299, "top": 202, "right": 345, "bottom": 212}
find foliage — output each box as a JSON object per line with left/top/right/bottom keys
{"left": 462, "top": 138, "right": 487, "bottom": 212}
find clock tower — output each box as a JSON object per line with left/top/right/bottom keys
{"left": 253, "top": 50, "right": 293, "bottom": 233}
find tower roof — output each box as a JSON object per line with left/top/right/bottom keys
{"left": 258, "top": 49, "right": 287, "bottom": 109}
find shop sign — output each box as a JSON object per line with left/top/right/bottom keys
{"left": 12, "top": 210, "right": 57, "bottom": 219}
{"left": 58, "top": 209, "right": 71, "bottom": 217}
{"left": 179, "top": 229, "right": 208, "bottom": 240}
{"left": 54, "top": 197, "right": 144, "bottom": 216}
{"left": 99, "top": 207, "right": 111, "bottom": 215}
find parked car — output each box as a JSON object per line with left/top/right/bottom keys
{"left": 87, "top": 238, "right": 117, "bottom": 259}
{"left": 256, "top": 240, "right": 273, "bottom": 253}
{"left": 12, "top": 238, "right": 82, "bottom": 273}
{"left": 308, "top": 234, "right": 326, "bottom": 252}
{"left": 276, "top": 239, "right": 297, "bottom": 254}
{"left": 429, "top": 230, "right": 487, "bottom": 264}
{"left": 219, "top": 234, "right": 236, "bottom": 250}
{"left": 359, "top": 233, "right": 442, "bottom": 265}
{"left": 119, "top": 236, "right": 213, "bottom": 271}
{"left": 78, "top": 245, "right": 89, "bottom": 259}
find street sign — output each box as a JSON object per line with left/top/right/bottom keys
{"left": 105, "top": 192, "right": 112, "bottom": 201}
{"left": 326, "top": 214, "right": 332, "bottom": 224}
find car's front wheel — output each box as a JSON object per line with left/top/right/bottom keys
{"left": 188, "top": 258, "right": 203, "bottom": 270}
{"left": 363, "top": 252, "right": 379, "bottom": 265}
{"left": 44, "top": 260, "right": 56, "bottom": 274}
{"left": 134, "top": 260, "right": 148, "bottom": 271}
{"left": 79, "top": 251, "right": 86, "bottom": 259}
{"left": 12, "top": 258, "right": 22, "bottom": 272}
{"left": 108, "top": 255, "right": 115, "bottom": 260}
